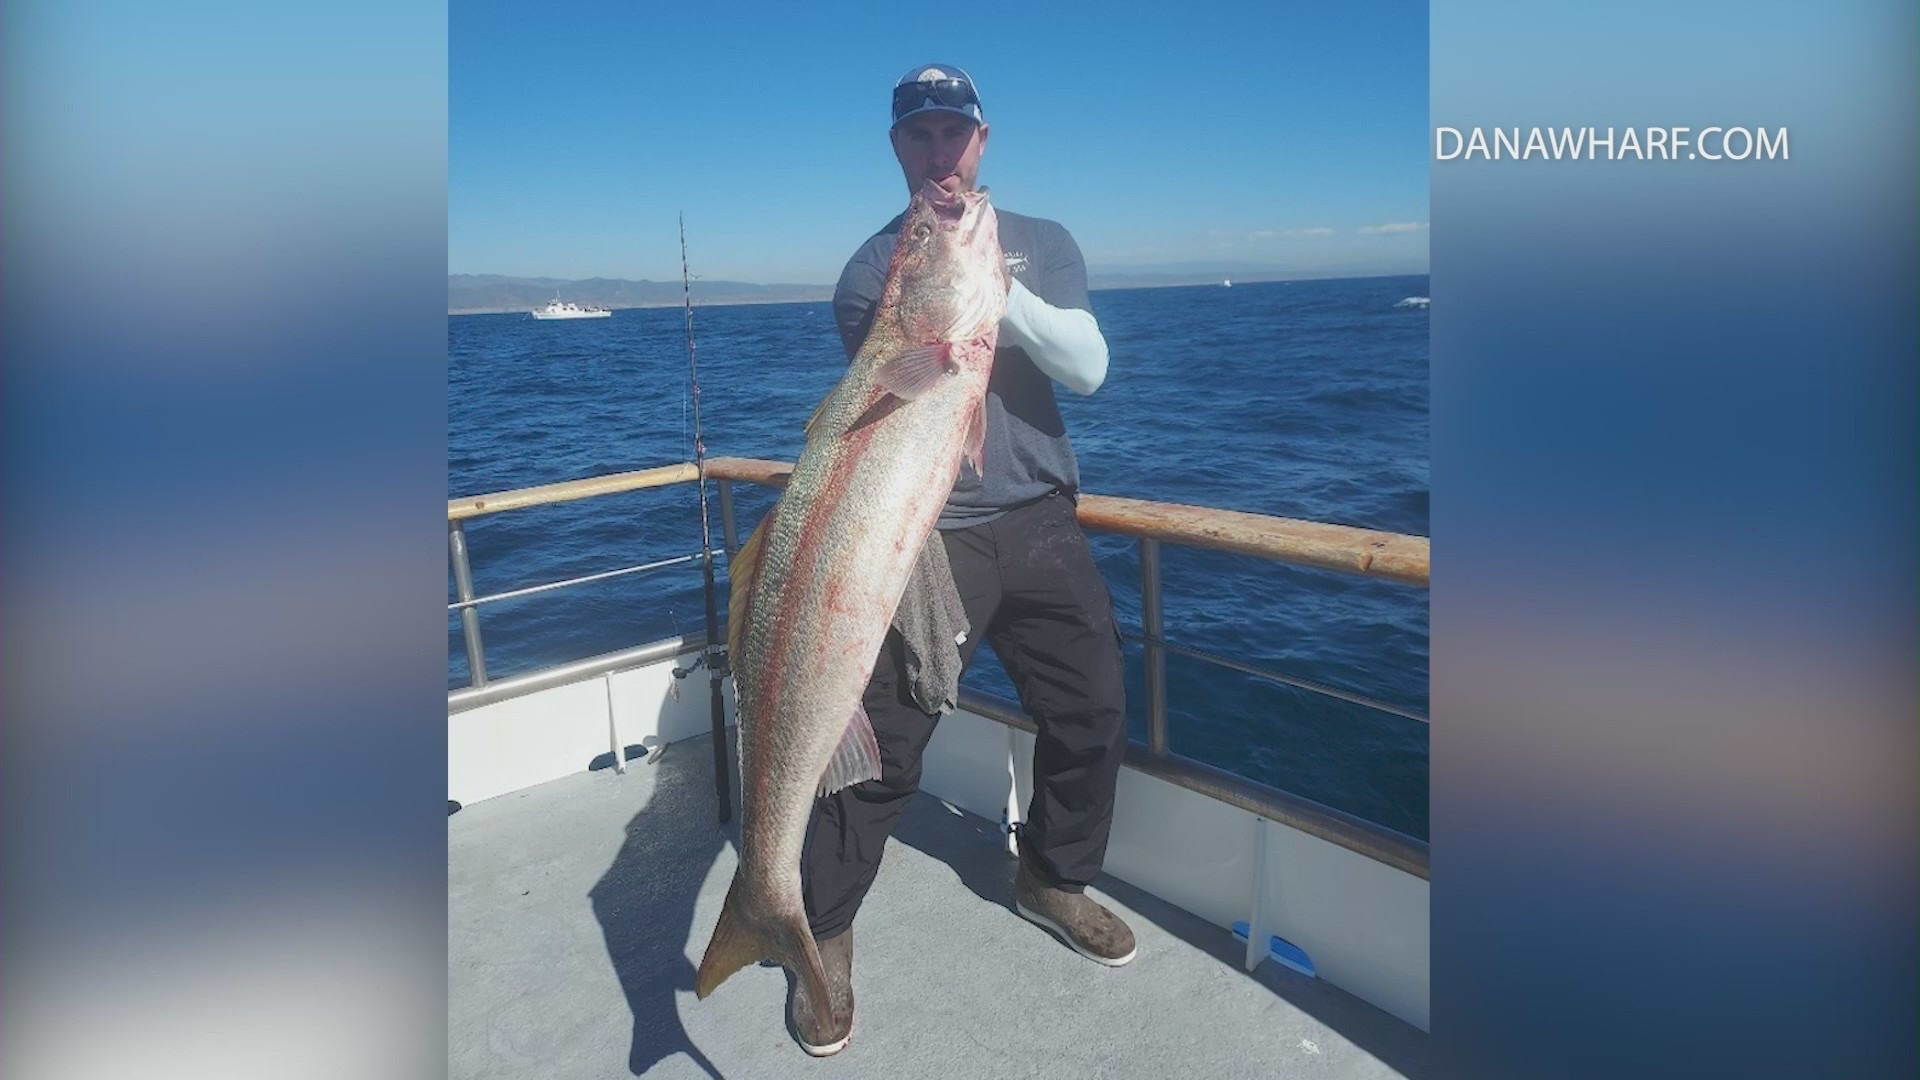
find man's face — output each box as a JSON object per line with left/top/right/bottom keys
{"left": 890, "top": 112, "right": 989, "bottom": 196}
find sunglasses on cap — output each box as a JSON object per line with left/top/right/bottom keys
{"left": 891, "top": 78, "right": 980, "bottom": 122}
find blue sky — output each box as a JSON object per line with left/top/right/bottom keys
{"left": 450, "top": 1, "right": 1428, "bottom": 284}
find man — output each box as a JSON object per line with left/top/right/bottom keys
{"left": 792, "top": 62, "right": 1134, "bottom": 1057}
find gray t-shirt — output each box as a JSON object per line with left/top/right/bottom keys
{"left": 832, "top": 207, "right": 1090, "bottom": 529}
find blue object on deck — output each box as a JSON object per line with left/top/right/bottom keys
{"left": 1232, "top": 921, "right": 1317, "bottom": 978}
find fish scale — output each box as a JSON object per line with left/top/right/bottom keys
{"left": 695, "top": 182, "right": 1009, "bottom": 1039}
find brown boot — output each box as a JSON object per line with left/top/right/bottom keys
{"left": 789, "top": 928, "right": 854, "bottom": 1057}
{"left": 1014, "top": 861, "right": 1138, "bottom": 966}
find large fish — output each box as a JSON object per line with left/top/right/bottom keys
{"left": 694, "top": 182, "right": 1008, "bottom": 1032}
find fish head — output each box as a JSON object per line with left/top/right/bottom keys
{"left": 889, "top": 181, "right": 1008, "bottom": 346}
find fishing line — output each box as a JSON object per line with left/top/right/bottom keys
{"left": 680, "top": 213, "right": 734, "bottom": 824}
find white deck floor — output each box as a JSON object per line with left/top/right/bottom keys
{"left": 448, "top": 732, "right": 1430, "bottom": 1079}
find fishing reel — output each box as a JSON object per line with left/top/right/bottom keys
{"left": 668, "top": 646, "right": 731, "bottom": 699}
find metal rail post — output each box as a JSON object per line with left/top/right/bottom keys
{"left": 718, "top": 479, "right": 739, "bottom": 558}
{"left": 449, "top": 521, "right": 488, "bottom": 687}
{"left": 1140, "top": 537, "right": 1168, "bottom": 756}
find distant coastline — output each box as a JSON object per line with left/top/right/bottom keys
{"left": 448, "top": 269, "right": 1427, "bottom": 315}
{"left": 449, "top": 298, "right": 827, "bottom": 315}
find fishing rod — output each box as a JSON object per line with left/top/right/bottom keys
{"left": 680, "top": 213, "right": 732, "bottom": 824}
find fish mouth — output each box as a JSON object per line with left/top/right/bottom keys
{"left": 918, "top": 180, "right": 967, "bottom": 220}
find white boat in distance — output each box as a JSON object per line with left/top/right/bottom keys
{"left": 531, "top": 297, "right": 612, "bottom": 320}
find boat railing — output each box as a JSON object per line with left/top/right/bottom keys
{"left": 447, "top": 456, "right": 1431, "bottom": 879}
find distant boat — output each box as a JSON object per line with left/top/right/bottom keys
{"left": 1222, "top": 279, "right": 1233, "bottom": 288}
{"left": 532, "top": 297, "right": 612, "bottom": 320}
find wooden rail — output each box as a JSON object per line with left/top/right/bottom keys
{"left": 447, "top": 462, "right": 700, "bottom": 521}
{"left": 1077, "top": 495, "right": 1428, "bottom": 586}
{"left": 447, "top": 456, "right": 1430, "bottom": 587}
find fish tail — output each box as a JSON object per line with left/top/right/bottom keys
{"left": 694, "top": 875, "right": 761, "bottom": 998}
{"left": 695, "top": 875, "right": 835, "bottom": 1033}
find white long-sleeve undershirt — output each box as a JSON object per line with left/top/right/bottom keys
{"left": 998, "top": 278, "right": 1110, "bottom": 395}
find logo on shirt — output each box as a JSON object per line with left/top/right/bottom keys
{"left": 1003, "top": 251, "right": 1029, "bottom": 276}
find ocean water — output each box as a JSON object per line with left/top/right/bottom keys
{"left": 449, "top": 275, "right": 1430, "bottom": 839}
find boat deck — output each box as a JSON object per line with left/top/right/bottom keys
{"left": 449, "top": 733, "right": 1430, "bottom": 1079}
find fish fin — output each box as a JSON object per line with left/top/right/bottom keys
{"left": 695, "top": 875, "right": 764, "bottom": 999}
{"left": 874, "top": 344, "right": 953, "bottom": 401}
{"left": 693, "top": 877, "right": 834, "bottom": 1035}
{"left": 962, "top": 396, "right": 986, "bottom": 478}
{"left": 726, "top": 511, "right": 773, "bottom": 661}
{"left": 802, "top": 393, "right": 833, "bottom": 441}
{"left": 794, "top": 923, "right": 836, "bottom": 1037}
{"left": 816, "top": 701, "right": 883, "bottom": 797}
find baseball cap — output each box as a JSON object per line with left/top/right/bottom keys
{"left": 890, "top": 63, "right": 984, "bottom": 129}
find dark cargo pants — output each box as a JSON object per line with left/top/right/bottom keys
{"left": 802, "top": 490, "right": 1129, "bottom": 940}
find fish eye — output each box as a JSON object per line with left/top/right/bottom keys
{"left": 911, "top": 223, "right": 932, "bottom": 241}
